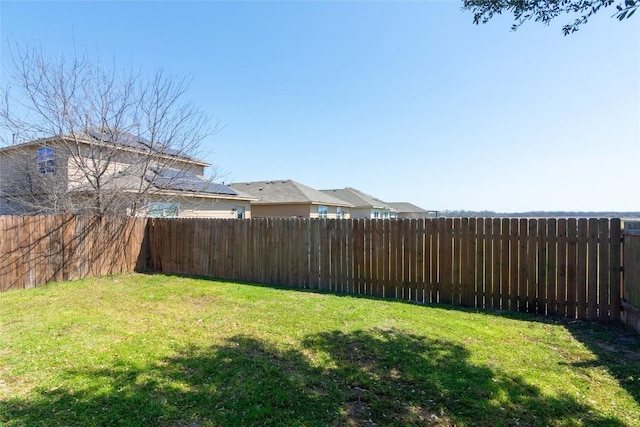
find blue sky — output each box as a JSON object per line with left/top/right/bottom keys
{"left": 1, "top": 1, "right": 638, "bottom": 212}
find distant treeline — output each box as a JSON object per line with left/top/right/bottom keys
{"left": 438, "top": 211, "right": 640, "bottom": 219}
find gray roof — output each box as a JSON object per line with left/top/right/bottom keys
{"left": 229, "top": 180, "right": 353, "bottom": 206}
{"left": 321, "top": 187, "right": 396, "bottom": 211}
{"left": 82, "top": 128, "right": 205, "bottom": 164}
{"left": 146, "top": 167, "right": 238, "bottom": 196}
{"left": 387, "top": 202, "right": 429, "bottom": 213}
{"left": 67, "top": 169, "right": 254, "bottom": 200}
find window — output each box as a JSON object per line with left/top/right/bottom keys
{"left": 372, "top": 210, "right": 381, "bottom": 219}
{"left": 318, "top": 205, "right": 328, "bottom": 219}
{"left": 147, "top": 202, "right": 179, "bottom": 218}
{"left": 37, "top": 147, "right": 55, "bottom": 174}
{"left": 337, "top": 207, "right": 345, "bottom": 219}
{"left": 236, "top": 206, "right": 244, "bottom": 219}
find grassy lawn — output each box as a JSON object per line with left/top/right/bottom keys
{"left": 1, "top": 274, "right": 639, "bottom": 426}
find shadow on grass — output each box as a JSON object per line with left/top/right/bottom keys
{"left": 561, "top": 319, "right": 640, "bottom": 405}
{"left": 1, "top": 328, "right": 627, "bottom": 427}
{"left": 156, "top": 271, "right": 640, "bottom": 411}
{"left": 224, "top": 273, "right": 640, "bottom": 411}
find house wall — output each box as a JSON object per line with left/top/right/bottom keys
{"left": 251, "top": 204, "right": 350, "bottom": 219}
{"left": 142, "top": 196, "right": 251, "bottom": 219}
{"left": 252, "top": 204, "right": 311, "bottom": 218}
{"left": 0, "top": 197, "right": 29, "bottom": 215}
{"left": 349, "top": 207, "right": 396, "bottom": 219}
{"left": 67, "top": 153, "right": 135, "bottom": 190}
{"left": 0, "top": 151, "right": 28, "bottom": 195}
{"left": 349, "top": 207, "right": 374, "bottom": 219}
{"left": 58, "top": 139, "right": 205, "bottom": 191}
{"left": 178, "top": 198, "right": 252, "bottom": 219}
{"left": 313, "top": 204, "right": 351, "bottom": 219}
{"left": 0, "top": 147, "right": 69, "bottom": 214}
{"left": 1, "top": 146, "right": 67, "bottom": 192}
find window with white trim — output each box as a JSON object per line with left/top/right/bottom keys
{"left": 147, "top": 202, "right": 179, "bottom": 218}
{"left": 37, "top": 147, "right": 55, "bottom": 174}
{"left": 318, "top": 205, "right": 328, "bottom": 219}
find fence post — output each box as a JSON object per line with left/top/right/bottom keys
{"left": 622, "top": 221, "right": 640, "bottom": 333}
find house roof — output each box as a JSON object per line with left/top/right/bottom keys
{"left": 387, "top": 202, "right": 429, "bottom": 213}
{"left": 320, "top": 187, "right": 397, "bottom": 211}
{"left": 68, "top": 168, "right": 255, "bottom": 201}
{"left": 63, "top": 160, "right": 253, "bottom": 200}
{"left": 229, "top": 180, "right": 354, "bottom": 207}
{"left": 0, "top": 128, "right": 209, "bottom": 167}
{"left": 146, "top": 167, "right": 238, "bottom": 196}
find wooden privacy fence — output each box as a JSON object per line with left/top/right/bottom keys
{"left": 0, "top": 215, "right": 147, "bottom": 291}
{"left": 148, "top": 217, "right": 622, "bottom": 321}
{"left": 0, "top": 216, "right": 627, "bottom": 323}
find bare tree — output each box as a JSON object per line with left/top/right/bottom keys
{"left": 0, "top": 45, "right": 217, "bottom": 218}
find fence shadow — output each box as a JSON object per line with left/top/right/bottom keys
{"left": 1, "top": 328, "right": 626, "bottom": 426}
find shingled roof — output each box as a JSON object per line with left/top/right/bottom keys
{"left": 320, "top": 187, "right": 396, "bottom": 211}
{"left": 229, "top": 180, "right": 353, "bottom": 206}
{"left": 386, "top": 202, "right": 429, "bottom": 213}
{"left": 145, "top": 167, "right": 238, "bottom": 196}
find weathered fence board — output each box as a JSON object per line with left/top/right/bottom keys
{"left": 0, "top": 215, "right": 147, "bottom": 291}
{"left": 624, "top": 224, "right": 640, "bottom": 307}
{"left": 622, "top": 221, "right": 640, "bottom": 333}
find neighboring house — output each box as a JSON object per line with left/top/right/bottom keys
{"left": 387, "top": 202, "right": 437, "bottom": 219}
{"left": 229, "top": 179, "right": 353, "bottom": 219}
{"left": 321, "top": 187, "right": 397, "bottom": 219}
{"left": 0, "top": 129, "right": 255, "bottom": 218}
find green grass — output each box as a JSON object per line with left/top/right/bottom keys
{"left": 1, "top": 274, "right": 639, "bottom": 426}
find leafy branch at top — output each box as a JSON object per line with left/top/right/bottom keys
{"left": 463, "top": 0, "right": 638, "bottom": 35}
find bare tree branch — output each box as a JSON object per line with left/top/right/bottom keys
{"left": 0, "top": 44, "right": 220, "bottom": 218}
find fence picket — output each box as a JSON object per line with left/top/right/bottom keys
{"left": 547, "top": 219, "right": 558, "bottom": 316}
{"left": 577, "top": 219, "right": 588, "bottom": 319}
{"left": 461, "top": 218, "right": 474, "bottom": 307}
{"left": 598, "top": 219, "right": 611, "bottom": 320}
{"left": 566, "top": 219, "right": 578, "bottom": 319}
{"left": 500, "top": 219, "right": 510, "bottom": 311}
{"left": 610, "top": 218, "right": 621, "bottom": 320}
{"left": 537, "top": 219, "right": 548, "bottom": 315}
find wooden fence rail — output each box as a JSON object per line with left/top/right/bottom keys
{"left": 147, "top": 217, "right": 622, "bottom": 321}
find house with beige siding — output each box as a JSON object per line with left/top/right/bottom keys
{"left": 229, "top": 180, "right": 353, "bottom": 219}
{"left": 0, "top": 129, "right": 254, "bottom": 218}
{"left": 320, "top": 187, "right": 397, "bottom": 219}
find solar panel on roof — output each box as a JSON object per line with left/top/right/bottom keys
{"left": 146, "top": 166, "right": 238, "bottom": 196}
